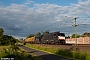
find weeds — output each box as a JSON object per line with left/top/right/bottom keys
{"left": 26, "top": 43, "right": 90, "bottom": 60}
{"left": 0, "top": 45, "right": 40, "bottom": 60}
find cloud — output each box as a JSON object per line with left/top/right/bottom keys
{"left": 0, "top": 0, "right": 90, "bottom": 38}
{"left": 24, "top": 0, "right": 34, "bottom": 5}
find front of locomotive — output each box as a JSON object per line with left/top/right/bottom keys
{"left": 58, "top": 33, "right": 66, "bottom": 44}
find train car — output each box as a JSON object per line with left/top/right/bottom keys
{"left": 25, "top": 36, "right": 41, "bottom": 44}
{"left": 34, "top": 36, "right": 41, "bottom": 44}
{"left": 25, "top": 37, "right": 35, "bottom": 43}
{"left": 41, "top": 31, "right": 66, "bottom": 44}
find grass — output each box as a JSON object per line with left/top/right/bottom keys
{"left": 18, "top": 46, "right": 42, "bottom": 60}
{"left": 0, "top": 46, "right": 10, "bottom": 51}
{"left": 0, "top": 45, "right": 10, "bottom": 58}
{"left": 0, "top": 45, "right": 42, "bottom": 60}
{"left": 25, "top": 43, "right": 90, "bottom": 60}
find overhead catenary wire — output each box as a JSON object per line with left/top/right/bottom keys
{"left": 64, "top": 16, "right": 90, "bottom": 46}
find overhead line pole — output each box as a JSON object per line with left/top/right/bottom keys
{"left": 65, "top": 15, "right": 90, "bottom": 46}
{"left": 65, "top": 16, "right": 78, "bottom": 46}
{"left": 73, "top": 18, "right": 78, "bottom": 46}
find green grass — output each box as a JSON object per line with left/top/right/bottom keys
{"left": 0, "top": 46, "right": 10, "bottom": 58}
{"left": 18, "top": 46, "right": 42, "bottom": 60}
{"left": 25, "top": 43, "right": 90, "bottom": 60}
{"left": 0, "top": 45, "right": 42, "bottom": 60}
{"left": 0, "top": 46, "right": 10, "bottom": 51}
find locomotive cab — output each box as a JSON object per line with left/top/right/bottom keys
{"left": 57, "top": 33, "right": 66, "bottom": 44}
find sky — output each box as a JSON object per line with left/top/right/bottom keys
{"left": 0, "top": 0, "right": 90, "bottom": 39}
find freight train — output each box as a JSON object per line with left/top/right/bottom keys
{"left": 25, "top": 31, "right": 66, "bottom": 44}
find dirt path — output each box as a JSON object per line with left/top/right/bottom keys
{"left": 18, "top": 45, "right": 69, "bottom": 60}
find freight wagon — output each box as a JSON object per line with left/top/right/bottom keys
{"left": 25, "top": 37, "right": 35, "bottom": 43}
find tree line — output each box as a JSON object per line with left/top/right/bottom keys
{"left": 0, "top": 28, "right": 18, "bottom": 45}
{"left": 26, "top": 30, "right": 50, "bottom": 38}
{"left": 69, "top": 32, "right": 90, "bottom": 38}
{"left": 26, "top": 30, "right": 90, "bottom": 38}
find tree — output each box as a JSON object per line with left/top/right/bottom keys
{"left": 71, "top": 34, "right": 80, "bottom": 38}
{"left": 36, "top": 32, "right": 41, "bottom": 36}
{"left": 0, "top": 28, "right": 4, "bottom": 39}
{"left": 81, "top": 32, "right": 90, "bottom": 37}
{"left": 0, "top": 35, "right": 17, "bottom": 45}
{"left": 43, "top": 30, "right": 50, "bottom": 35}
{"left": 26, "top": 34, "right": 34, "bottom": 38}
{"left": 66, "top": 36, "right": 70, "bottom": 39}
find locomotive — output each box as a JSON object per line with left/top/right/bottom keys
{"left": 40, "top": 31, "right": 65, "bottom": 44}
{"left": 25, "top": 31, "right": 66, "bottom": 44}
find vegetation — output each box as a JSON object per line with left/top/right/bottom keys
{"left": 26, "top": 30, "right": 90, "bottom": 39}
{"left": 27, "top": 34, "right": 35, "bottom": 38}
{"left": 0, "top": 46, "right": 10, "bottom": 58}
{"left": 25, "top": 43, "right": 90, "bottom": 60}
{"left": 81, "top": 32, "right": 90, "bottom": 37}
{"left": 42, "top": 30, "right": 50, "bottom": 35}
{"left": 26, "top": 30, "right": 50, "bottom": 38}
{"left": 36, "top": 32, "right": 41, "bottom": 36}
{"left": 0, "top": 35, "right": 18, "bottom": 45}
{"left": 0, "top": 28, "right": 4, "bottom": 39}
{"left": 0, "top": 45, "right": 42, "bottom": 60}
{"left": 71, "top": 32, "right": 90, "bottom": 38}
{"left": 0, "top": 28, "right": 18, "bottom": 46}
{"left": 71, "top": 34, "right": 80, "bottom": 38}
{"left": 0, "top": 28, "right": 42, "bottom": 60}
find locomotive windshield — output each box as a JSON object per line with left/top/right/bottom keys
{"left": 58, "top": 33, "right": 65, "bottom": 36}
